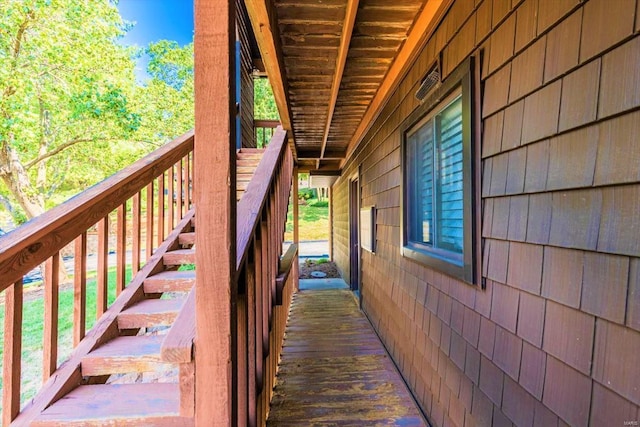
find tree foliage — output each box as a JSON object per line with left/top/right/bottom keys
{"left": 0, "top": 0, "right": 141, "bottom": 220}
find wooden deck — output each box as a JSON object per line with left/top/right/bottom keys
{"left": 268, "top": 289, "right": 427, "bottom": 426}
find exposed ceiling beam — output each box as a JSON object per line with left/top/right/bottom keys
{"left": 318, "top": 0, "right": 360, "bottom": 169}
{"left": 244, "top": 0, "right": 298, "bottom": 159}
{"left": 340, "top": 0, "right": 453, "bottom": 168}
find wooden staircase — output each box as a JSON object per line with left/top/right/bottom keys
{"left": 26, "top": 149, "right": 264, "bottom": 426}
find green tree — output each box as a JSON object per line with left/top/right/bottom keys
{"left": 132, "top": 41, "right": 194, "bottom": 144}
{"left": 0, "top": 0, "right": 140, "bottom": 221}
{"left": 254, "top": 78, "right": 278, "bottom": 120}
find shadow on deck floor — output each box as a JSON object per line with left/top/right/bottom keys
{"left": 267, "top": 284, "right": 427, "bottom": 426}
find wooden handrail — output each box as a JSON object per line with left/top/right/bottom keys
{"left": 0, "top": 130, "right": 194, "bottom": 291}
{"left": 253, "top": 119, "right": 280, "bottom": 128}
{"left": 1, "top": 131, "right": 194, "bottom": 425}
{"left": 236, "top": 126, "right": 288, "bottom": 271}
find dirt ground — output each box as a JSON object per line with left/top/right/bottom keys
{"left": 298, "top": 259, "right": 341, "bottom": 279}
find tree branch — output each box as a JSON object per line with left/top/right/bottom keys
{"left": 25, "top": 138, "right": 99, "bottom": 169}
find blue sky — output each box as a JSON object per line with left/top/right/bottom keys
{"left": 117, "top": 0, "right": 194, "bottom": 82}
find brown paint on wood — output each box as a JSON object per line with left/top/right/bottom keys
{"left": 146, "top": 182, "right": 155, "bottom": 262}
{"left": 116, "top": 203, "right": 127, "bottom": 296}
{"left": 96, "top": 217, "right": 109, "bottom": 319}
{"left": 161, "top": 288, "right": 196, "bottom": 364}
{"left": 43, "top": 252, "right": 60, "bottom": 383}
{"left": 194, "top": 0, "right": 235, "bottom": 424}
{"left": 15, "top": 210, "right": 195, "bottom": 426}
{"left": 81, "top": 335, "right": 168, "bottom": 376}
{"left": 320, "top": 0, "right": 360, "bottom": 164}
{"left": 132, "top": 192, "right": 141, "bottom": 274}
{"left": 2, "top": 280, "right": 23, "bottom": 425}
{"left": 73, "top": 233, "right": 87, "bottom": 346}
{"left": 117, "top": 297, "right": 185, "bottom": 329}
{"left": 341, "top": 0, "right": 453, "bottom": 167}
{"left": 157, "top": 173, "right": 166, "bottom": 249}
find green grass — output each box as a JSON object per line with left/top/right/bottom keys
{"left": 285, "top": 197, "right": 329, "bottom": 241}
{"left": 0, "top": 266, "right": 131, "bottom": 411}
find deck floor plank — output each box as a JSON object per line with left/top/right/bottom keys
{"left": 268, "top": 289, "right": 426, "bottom": 426}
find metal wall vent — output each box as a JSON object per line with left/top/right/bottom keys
{"left": 415, "top": 62, "right": 441, "bottom": 102}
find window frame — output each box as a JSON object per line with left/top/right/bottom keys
{"left": 400, "top": 57, "right": 479, "bottom": 285}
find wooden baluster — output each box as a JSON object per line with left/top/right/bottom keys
{"left": 157, "top": 173, "right": 166, "bottom": 248}
{"left": 43, "top": 253, "right": 60, "bottom": 382}
{"left": 132, "top": 192, "right": 141, "bottom": 274}
{"left": 237, "top": 272, "right": 248, "bottom": 426}
{"left": 260, "top": 216, "right": 270, "bottom": 355}
{"left": 97, "top": 217, "right": 109, "bottom": 318}
{"left": 116, "top": 203, "right": 126, "bottom": 295}
{"left": 246, "top": 244, "right": 257, "bottom": 426}
{"left": 253, "top": 232, "right": 264, "bottom": 394}
{"left": 185, "top": 154, "right": 191, "bottom": 209}
{"left": 176, "top": 159, "right": 184, "bottom": 221}
{"left": 168, "top": 166, "right": 175, "bottom": 231}
{"left": 2, "top": 280, "right": 23, "bottom": 425}
{"left": 73, "top": 233, "right": 87, "bottom": 346}
{"left": 146, "top": 182, "right": 155, "bottom": 261}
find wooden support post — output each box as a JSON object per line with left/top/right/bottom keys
{"left": 2, "top": 280, "right": 23, "bottom": 426}
{"left": 73, "top": 233, "right": 87, "bottom": 346}
{"left": 293, "top": 167, "right": 299, "bottom": 246}
{"left": 328, "top": 187, "right": 333, "bottom": 261}
{"left": 43, "top": 253, "right": 60, "bottom": 382}
{"left": 194, "top": 0, "right": 236, "bottom": 424}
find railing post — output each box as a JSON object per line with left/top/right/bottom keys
{"left": 194, "top": 0, "right": 236, "bottom": 424}
{"left": 43, "top": 253, "right": 60, "bottom": 382}
{"left": 2, "top": 280, "right": 23, "bottom": 426}
{"left": 73, "top": 233, "right": 87, "bottom": 346}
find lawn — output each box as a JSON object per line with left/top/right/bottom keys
{"left": 0, "top": 267, "right": 130, "bottom": 411}
{"left": 284, "top": 197, "right": 329, "bottom": 241}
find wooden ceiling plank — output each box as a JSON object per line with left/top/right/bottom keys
{"left": 319, "top": 0, "right": 360, "bottom": 168}
{"left": 340, "top": 0, "right": 452, "bottom": 168}
{"left": 245, "top": 0, "right": 297, "bottom": 159}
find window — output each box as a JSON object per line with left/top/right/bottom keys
{"left": 401, "top": 58, "right": 479, "bottom": 284}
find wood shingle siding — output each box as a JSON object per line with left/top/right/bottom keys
{"left": 332, "top": 0, "right": 640, "bottom": 425}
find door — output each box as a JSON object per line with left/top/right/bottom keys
{"left": 349, "top": 178, "right": 360, "bottom": 292}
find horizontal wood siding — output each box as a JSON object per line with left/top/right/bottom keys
{"left": 237, "top": 0, "right": 256, "bottom": 148}
{"left": 332, "top": 0, "right": 640, "bottom": 425}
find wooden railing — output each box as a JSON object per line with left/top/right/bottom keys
{"left": 162, "top": 126, "right": 296, "bottom": 425}
{"left": 235, "top": 126, "right": 295, "bottom": 425}
{"left": 0, "top": 131, "right": 194, "bottom": 425}
{"left": 253, "top": 119, "right": 280, "bottom": 148}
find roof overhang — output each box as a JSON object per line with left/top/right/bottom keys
{"left": 245, "top": 0, "right": 453, "bottom": 173}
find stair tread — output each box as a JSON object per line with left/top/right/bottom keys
{"left": 118, "top": 298, "right": 185, "bottom": 329}
{"left": 163, "top": 248, "right": 195, "bottom": 265}
{"left": 122, "top": 298, "right": 185, "bottom": 316}
{"left": 82, "top": 335, "right": 167, "bottom": 376}
{"left": 33, "top": 383, "right": 191, "bottom": 425}
{"left": 144, "top": 270, "right": 195, "bottom": 294}
{"left": 85, "top": 334, "right": 163, "bottom": 359}
{"left": 178, "top": 232, "right": 195, "bottom": 245}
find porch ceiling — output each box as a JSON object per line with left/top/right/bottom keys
{"left": 245, "top": 0, "right": 451, "bottom": 172}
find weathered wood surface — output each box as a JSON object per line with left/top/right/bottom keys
{"left": 81, "top": 335, "right": 169, "bottom": 376}
{"left": 161, "top": 288, "right": 196, "bottom": 364}
{"left": 267, "top": 290, "right": 427, "bottom": 425}
{"left": 31, "top": 384, "right": 194, "bottom": 427}
{"left": 2, "top": 280, "right": 23, "bottom": 425}
{"left": 14, "top": 210, "right": 195, "bottom": 426}
{"left": 117, "top": 297, "right": 185, "bottom": 329}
